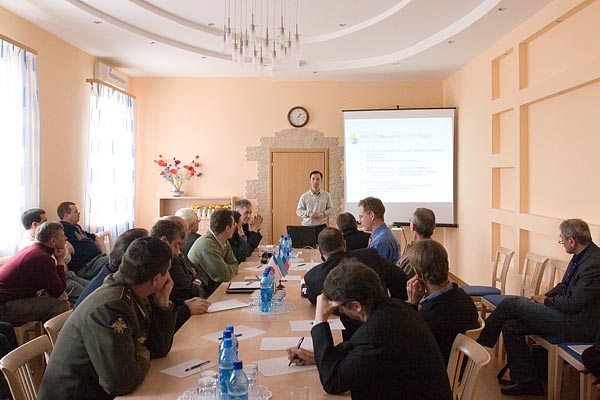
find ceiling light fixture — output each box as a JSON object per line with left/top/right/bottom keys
{"left": 222, "top": 0, "right": 300, "bottom": 72}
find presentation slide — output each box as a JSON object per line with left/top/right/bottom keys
{"left": 343, "top": 108, "right": 456, "bottom": 226}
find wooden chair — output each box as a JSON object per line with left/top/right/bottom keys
{"left": 480, "top": 252, "right": 549, "bottom": 366}
{"left": 528, "top": 259, "right": 569, "bottom": 400}
{"left": 0, "top": 335, "right": 52, "bottom": 400}
{"left": 447, "top": 333, "right": 491, "bottom": 400}
{"left": 96, "top": 230, "right": 113, "bottom": 254}
{"left": 461, "top": 247, "right": 514, "bottom": 304}
{"left": 464, "top": 317, "right": 485, "bottom": 341}
{"left": 43, "top": 309, "right": 72, "bottom": 348}
{"left": 553, "top": 343, "right": 595, "bottom": 400}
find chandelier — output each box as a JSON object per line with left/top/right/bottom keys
{"left": 223, "top": 0, "right": 300, "bottom": 71}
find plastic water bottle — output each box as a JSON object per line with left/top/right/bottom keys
{"left": 259, "top": 270, "right": 273, "bottom": 312}
{"left": 286, "top": 234, "right": 293, "bottom": 253}
{"left": 225, "top": 325, "right": 239, "bottom": 358}
{"left": 227, "top": 360, "right": 249, "bottom": 400}
{"left": 219, "top": 337, "right": 236, "bottom": 399}
{"left": 219, "top": 330, "right": 232, "bottom": 359}
{"left": 278, "top": 235, "right": 285, "bottom": 255}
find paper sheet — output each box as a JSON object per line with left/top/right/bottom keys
{"left": 256, "top": 356, "right": 317, "bottom": 377}
{"left": 279, "top": 275, "right": 302, "bottom": 281}
{"left": 244, "top": 265, "right": 268, "bottom": 272}
{"left": 160, "top": 359, "right": 216, "bottom": 379}
{"left": 207, "top": 299, "right": 248, "bottom": 313}
{"left": 260, "top": 337, "right": 314, "bottom": 351}
{"left": 202, "top": 325, "right": 267, "bottom": 343}
{"left": 290, "top": 319, "right": 345, "bottom": 332}
{"left": 288, "top": 262, "right": 319, "bottom": 271}
{"left": 568, "top": 344, "right": 593, "bottom": 355}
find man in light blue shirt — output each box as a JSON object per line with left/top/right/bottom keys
{"left": 358, "top": 197, "right": 399, "bottom": 264}
{"left": 296, "top": 171, "right": 332, "bottom": 229}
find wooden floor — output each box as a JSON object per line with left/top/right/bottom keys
{"left": 476, "top": 349, "right": 593, "bottom": 400}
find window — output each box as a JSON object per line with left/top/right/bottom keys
{"left": 85, "top": 82, "right": 135, "bottom": 240}
{"left": 0, "top": 38, "right": 40, "bottom": 256}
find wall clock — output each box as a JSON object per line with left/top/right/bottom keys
{"left": 287, "top": 106, "right": 309, "bottom": 127}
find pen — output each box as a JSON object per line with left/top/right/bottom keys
{"left": 217, "top": 333, "right": 242, "bottom": 340}
{"left": 288, "top": 336, "right": 305, "bottom": 366}
{"left": 297, "top": 263, "right": 306, "bottom": 267}
{"left": 185, "top": 360, "right": 210, "bottom": 372}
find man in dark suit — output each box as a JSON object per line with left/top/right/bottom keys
{"left": 406, "top": 239, "right": 478, "bottom": 364}
{"left": 289, "top": 261, "right": 452, "bottom": 400}
{"left": 478, "top": 219, "right": 600, "bottom": 396}
{"left": 303, "top": 227, "right": 408, "bottom": 338}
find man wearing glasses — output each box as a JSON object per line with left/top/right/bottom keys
{"left": 477, "top": 219, "right": 600, "bottom": 396}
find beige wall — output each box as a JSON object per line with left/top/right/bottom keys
{"left": 443, "top": 0, "right": 600, "bottom": 288}
{"left": 0, "top": 7, "right": 94, "bottom": 220}
{"left": 131, "top": 78, "right": 443, "bottom": 229}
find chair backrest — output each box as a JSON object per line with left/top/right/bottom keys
{"left": 544, "top": 259, "right": 568, "bottom": 293}
{"left": 0, "top": 255, "right": 12, "bottom": 267}
{"left": 464, "top": 317, "right": 485, "bottom": 341}
{"left": 491, "top": 247, "right": 514, "bottom": 294}
{"left": 447, "top": 333, "right": 491, "bottom": 400}
{"left": 0, "top": 335, "right": 52, "bottom": 400}
{"left": 43, "top": 309, "right": 73, "bottom": 347}
{"left": 520, "top": 252, "right": 549, "bottom": 298}
{"left": 96, "top": 230, "right": 113, "bottom": 254}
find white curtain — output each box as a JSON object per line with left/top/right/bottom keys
{"left": 0, "top": 39, "right": 40, "bottom": 256}
{"left": 85, "top": 82, "right": 135, "bottom": 240}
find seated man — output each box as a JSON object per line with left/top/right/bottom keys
{"left": 57, "top": 201, "right": 104, "bottom": 278}
{"left": 175, "top": 208, "right": 201, "bottom": 255}
{"left": 38, "top": 237, "right": 178, "bottom": 400}
{"left": 357, "top": 196, "right": 400, "bottom": 264}
{"left": 234, "top": 199, "right": 263, "bottom": 252}
{"left": 188, "top": 209, "right": 239, "bottom": 284}
{"left": 303, "top": 227, "right": 408, "bottom": 339}
{"left": 0, "top": 221, "right": 70, "bottom": 324}
{"left": 228, "top": 211, "right": 253, "bottom": 263}
{"left": 336, "top": 212, "right": 370, "bottom": 251}
{"left": 477, "top": 218, "right": 600, "bottom": 396}
{"left": 406, "top": 239, "right": 478, "bottom": 363}
{"left": 20, "top": 207, "right": 88, "bottom": 303}
{"left": 74, "top": 228, "right": 148, "bottom": 308}
{"left": 288, "top": 261, "right": 452, "bottom": 400}
{"left": 398, "top": 207, "right": 436, "bottom": 278}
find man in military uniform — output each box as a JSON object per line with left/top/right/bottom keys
{"left": 38, "top": 237, "right": 178, "bottom": 400}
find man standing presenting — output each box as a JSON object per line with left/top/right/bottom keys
{"left": 57, "top": 201, "right": 104, "bottom": 278}
{"left": 38, "top": 237, "right": 177, "bottom": 399}
{"left": 234, "top": 199, "right": 263, "bottom": 251}
{"left": 0, "top": 221, "right": 69, "bottom": 324}
{"left": 357, "top": 196, "right": 400, "bottom": 264}
{"left": 477, "top": 219, "right": 600, "bottom": 396}
{"left": 296, "top": 171, "right": 332, "bottom": 234}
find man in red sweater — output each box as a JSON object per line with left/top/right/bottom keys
{"left": 0, "top": 221, "right": 69, "bottom": 323}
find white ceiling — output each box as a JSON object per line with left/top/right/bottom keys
{"left": 0, "top": 0, "right": 552, "bottom": 80}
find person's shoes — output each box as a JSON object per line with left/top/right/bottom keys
{"left": 500, "top": 380, "right": 544, "bottom": 396}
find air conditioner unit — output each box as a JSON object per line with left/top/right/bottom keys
{"left": 93, "top": 63, "right": 128, "bottom": 90}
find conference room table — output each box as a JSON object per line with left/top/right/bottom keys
{"left": 118, "top": 248, "right": 349, "bottom": 399}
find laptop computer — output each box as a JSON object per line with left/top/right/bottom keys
{"left": 286, "top": 225, "right": 317, "bottom": 249}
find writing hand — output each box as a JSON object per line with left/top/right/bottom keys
{"left": 286, "top": 347, "right": 315, "bottom": 366}
{"left": 184, "top": 298, "right": 211, "bottom": 315}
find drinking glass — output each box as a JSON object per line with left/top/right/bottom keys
{"left": 196, "top": 376, "right": 218, "bottom": 400}
{"left": 289, "top": 386, "right": 309, "bottom": 400}
{"left": 244, "top": 362, "right": 258, "bottom": 392}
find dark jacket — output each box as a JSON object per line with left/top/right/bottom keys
{"left": 60, "top": 221, "right": 103, "bottom": 272}
{"left": 342, "top": 229, "right": 370, "bottom": 251}
{"left": 415, "top": 283, "right": 479, "bottom": 363}
{"left": 312, "top": 299, "right": 452, "bottom": 400}
{"left": 228, "top": 231, "right": 254, "bottom": 263}
{"left": 242, "top": 223, "right": 262, "bottom": 251}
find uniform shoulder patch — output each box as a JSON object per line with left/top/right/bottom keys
{"left": 109, "top": 314, "right": 130, "bottom": 334}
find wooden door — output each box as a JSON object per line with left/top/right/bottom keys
{"left": 270, "top": 149, "right": 328, "bottom": 242}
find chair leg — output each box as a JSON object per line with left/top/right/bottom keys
{"left": 554, "top": 355, "right": 564, "bottom": 400}
{"left": 546, "top": 346, "right": 556, "bottom": 400}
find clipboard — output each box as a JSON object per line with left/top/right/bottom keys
{"left": 226, "top": 281, "right": 261, "bottom": 294}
